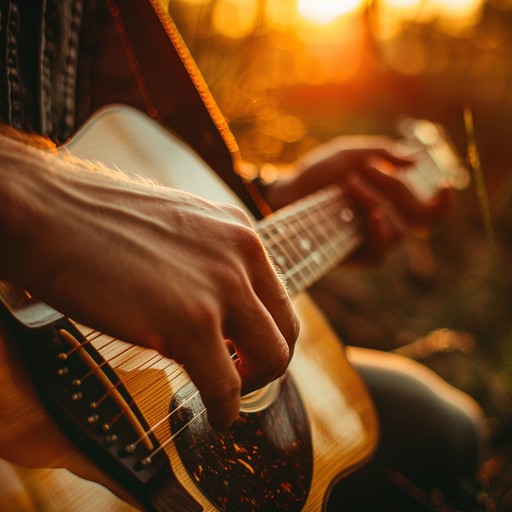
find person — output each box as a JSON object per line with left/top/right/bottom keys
{"left": 0, "top": 1, "right": 485, "bottom": 510}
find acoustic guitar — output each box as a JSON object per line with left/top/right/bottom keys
{"left": 0, "top": 106, "right": 467, "bottom": 511}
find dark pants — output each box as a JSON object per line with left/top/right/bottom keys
{"left": 328, "top": 347, "right": 484, "bottom": 511}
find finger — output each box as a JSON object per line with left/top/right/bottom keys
{"left": 180, "top": 332, "right": 241, "bottom": 431}
{"left": 425, "top": 185, "right": 452, "bottom": 222}
{"left": 249, "top": 251, "right": 300, "bottom": 358}
{"left": 356, "top": 147, "right": 414, "bottom": 168}
{"left": 361, "top": 206, "right": 406, "bottom": 264}
{"left": 226, "top": 291, "right": 295, "bottom": 395}
{"left": 347, "top": 202, "right": 406, "bottom": 265}
{"left": 356, "top": 165, "right": 451, "bottom": 225}
{"left": 344, "top": 171, "right": 389, "bottom": 213}
{"left": 343, "top": 173, "right": 406, "bottom": 264}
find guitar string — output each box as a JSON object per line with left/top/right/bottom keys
{"left": 265, "top": 209, "right": 361, "bottom": 294}
{"left": 256, "top": 187, "right": 343, "bottom": 251}
{"left": 124, "top": 352, "right": 243, "bottom": 463}
{"left": 258, "top": 198, "right": 334, "bottom": 293}
{"left": 67, "top": 334, "right": 205, "bottom": 455}
{"left": 94, "top": 336, "right": 235, "bottom": 459}
{"left": 65, "top": 329, "right": 189, "bottom": 429}
{"left": 63, "top": 186, "right": 363, "bottom": 460}
{"left": 317, "top": 195, "right": 362, "bottom": 261}
{"left": 110, "top": 346, "right": 244, "bottom": 460}
{"left": 289, "top": 198, "right": 341, "bottom": 289}
{"left": 258, "top": 187, "right": 362, "bottom": 295}
{"left": 69, "top": 325, "right": 230, "bottom": 455}
{"left": 102, "top": 192, "right": 361, "bottom": 443}
{"left": 271, "top": 203, "right": 326, "bottom": 276}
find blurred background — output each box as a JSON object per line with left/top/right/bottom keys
{"left": 168, "top": 0, "right": 512, "bottom": 508}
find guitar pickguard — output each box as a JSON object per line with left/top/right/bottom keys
{"left": 171, "top": 376, "right": 313, "bottom": 511}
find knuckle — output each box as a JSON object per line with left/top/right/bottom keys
{"left": 221, "top": 263, "right": 251, "bottom": 294}
{"left": 265, "top": 334, "right": 292, "bottom": 378}
{"left": 190, "top": 302, "right": 219, "bottom": 333}
{"left": 221, "top": 203, "right": 253, "bottom": 228}
{"left": 289, "top": 310, "right": 301, "bottom": 345}
{"left": 229, "top": 225, "right": 268, "bottom": 267}
{"left": 277, "top": 289, "right": 300, "bottom": 343}
{"left": 268, "top": 345, "right": 291, "bottom": 379}
{"left": 235, "top": 223, "right": 262, "bottom": 249}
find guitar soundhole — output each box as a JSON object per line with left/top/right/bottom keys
{"left": 170, "top": 375, "right": 313, "bottom": 511}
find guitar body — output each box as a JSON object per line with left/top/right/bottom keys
{"left": 0, "top": 106, "right": 377, "bottom": 511}
{"left": 0, "top": 319, "right": 138, "bottom": 511}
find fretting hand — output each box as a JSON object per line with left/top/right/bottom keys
{"left": 261, "top": 135, "right": 451, "bottom": 265}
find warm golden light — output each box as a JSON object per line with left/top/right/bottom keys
{"left": 384, "top": 0, "right": 417, "bottom": 6}
{"left": 175, "top": 0, "right": 485, "bottom": 37}
{"left": 381, "top": 0, "right": 483, "bottom": 23}
{"left": 298, "top": 0, "right": 365, "bottom": 24}
{"left": 212, "top": 0, "right": 259, "bottom": 38}
{"left": 377, "top": 0, "right": 484, "bottom": 39}
{"left": 438, "top": 0, "right": 484, "bottom": 29}
{"left": 266, "top": 0, "right": 298, "bottom": 28}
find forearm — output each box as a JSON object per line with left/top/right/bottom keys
{"left": 0, "top": 134, "right": 135, "bottom": 293}
{"left": 0, "top": 134, "right": 56, "bottom": 289}
{"left": 0, "top": 133, "right": 299, "bottom": 430}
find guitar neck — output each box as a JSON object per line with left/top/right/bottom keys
{"left": 257, "top": 185, "right": 362, "bottom": 297}
{"left": 257, "top": 119, "right": 469, "bottom": 297}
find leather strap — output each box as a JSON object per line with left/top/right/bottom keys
{"left": 105, "top": 0, "right": 269, "bottom": 218}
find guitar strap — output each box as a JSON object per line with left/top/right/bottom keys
{"left": 105, "top": 0, "right": 270, "bottom": 218}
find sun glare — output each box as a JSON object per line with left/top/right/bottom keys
{"left": 298, "top": 0, "right": 365, "bottom": 24}
{"left": 175, "top": 0, "right": 485, "bottom": 39}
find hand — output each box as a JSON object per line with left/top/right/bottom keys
{"left": 261, "top": 135, "right": 451, "bottom": 265}
{"left": 0, "top": 136, "right": 299, "bottom": 431}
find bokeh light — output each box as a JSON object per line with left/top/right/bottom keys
{"left": 298, "top": 0, "right": 365, "bottom": 24}
{"left": 211, "top": 0, "right": 259, "bottom": 39}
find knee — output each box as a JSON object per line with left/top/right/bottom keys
{"left": 348, "top": 347, "right": 486, "bottom": 476}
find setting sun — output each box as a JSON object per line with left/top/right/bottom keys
{"left": 298, "top": 0, "right": 365, "bottom": 24}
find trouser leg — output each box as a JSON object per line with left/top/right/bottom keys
{"left": 327, "top": 347, "right": 485, "bottom": 511}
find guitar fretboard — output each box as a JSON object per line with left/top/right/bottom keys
{"left": 257, "top": 186, "right": 362, "bottom": 297}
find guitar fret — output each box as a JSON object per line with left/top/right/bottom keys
{"left": 289, "top": 201, "right": 338, "bottom": 290}
{"left": 279, "top": 215, "right": 321, "bottom": 283}
{"left": 286, "top": 209, "right": 360, "bottom": 295}
{"left": 257, "top": 185, "right": 362, "bottom": 297}
{"left": 259, "top": 230, "right": 293, "bottom": 292}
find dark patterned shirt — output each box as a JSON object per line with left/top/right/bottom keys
{"left": 0, "top": 0, "right": 94, "bottom": 142}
